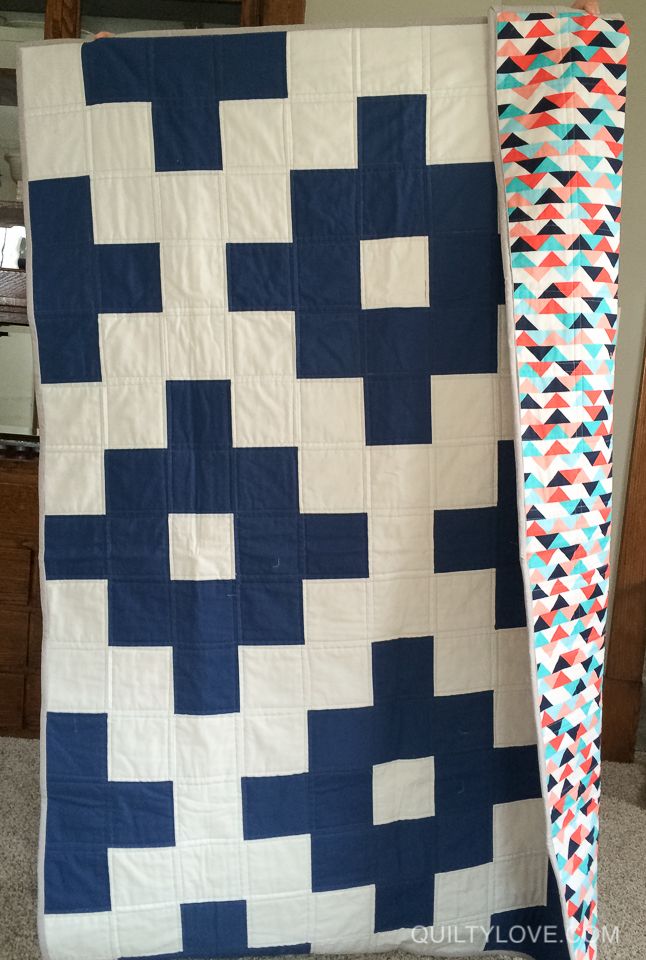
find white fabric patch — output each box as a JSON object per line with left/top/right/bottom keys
{"left": 168, "top": 513, "right": 235, "bottom": 581}
{"left": 373, "top": 756, "right": 435, "bottom": 824}
{"left": 360, "top": 236, "right": 429, "bottom": 309}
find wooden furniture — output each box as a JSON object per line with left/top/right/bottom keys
{"left": 0, "top": 458, "right": 41, "bottom": 737}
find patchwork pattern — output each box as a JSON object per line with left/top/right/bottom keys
{"left": 15, "top": 20, "right": 604, "bottom": 960}
{"left": 494, "top": 10, "right": 628, "bottom": 960}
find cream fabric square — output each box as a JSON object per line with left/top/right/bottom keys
{"left": 158, "top": 171, "right": 223, "bottom": 240}
{"left": 41, "top": 383, "right": 104, "bottom": 447}
{"left": 373, "top": 756, "right": 435, "bottom": 825}
{"left": 45, "top": 580, "right": 107, "bottom": 648}
{"left": 311, "top": 886, "right": 375, "bottom": 947}
{"left": 231, "top": 312, "right": 295, "bottom": 377}
{"left": 45, "top": 646, "right": 107, "bottom": 712}
{"left": 434, "top": 443, "right": 496, "bottom": 509}
{"left": 290, "top": 100, "right": 357, "bottom": 169}
{"left": 179, "top": 840, "right": 243, "bottom": 901}
{"left": 432, "top": 374, "right": 496, "bottom": 442}
{"left": 304, "top": 579, "right": 368, "bottom": 644}
{"left": 495, "top": 686, "right": 537, "bottom": 748}
{"left": 114, "top": 905, "right": 182, "bottom": 959}
{"left": 43, "top": 448, "right": 104, "bottom": 515}
{"left": 90, "top": 102, "right": 154, "bottom": 173}
{"left": 361, "top": 237, "right": 429, "bottom": 309}
{"left": 165, "top": 311, "right": 229, "bottom": 380}
{"left": 360, "top": 27, "right": 424, "bottom": 95}
{"left": 110, "top": 647, "right": 173, "bottom": 713}
{"left": 109, "top": 847, "right": 177, "bottom": 907}
{"left": 108, "top": 715, "right": 171, "bottom": 781}
{"left": 221, "top": 99, "right": 286, "bottom": 169}
{"left": 106, "top": 381, "right": 166, "bottom": 449}
{"left": 494, "top": 799, "right": 546, "bottom": 859}
{"left": 370, "top": 514, "right": 432, "bottom": 575}
{"left": 246, "top": 835, "right": 311, "bottom": 895}
{"left": 369, "top": 444, "right": 433, "bottom": 509}
{"left": 493, "top": 853, "right": 548, "bottom": 913}
{"left": 226, "top": 171, "right": 291, "bottom": 241}
{"left": 43, "top": 912, "right": 114, "bottom": 960}
{"left": 427, "top": 91, "right": 493, "bottom": 164}
{"left": 175, "top": 779, "right": 242, "bottom": 841}
{"left": 436, "top": 570, "right": 494, "bottom": 632}
{"left": 92, "top": 175, "right": 157, "bottom": 244}
{"left": 433, "top": 630, "right": 493, "bottom": 696}
{"left": 307, "top": 646, "right": 373, "bottom": 710}
{"left": 240, "top": 646, "right": 305, "bottom": 710}
{"left": 243, "top": 711, "right": 307, "bottom": 776}
{"left": 299, "top": 379, "right": 364, "bottom": 445}
{"left": 23, "top": 109, "right": 87, "bottom": 181}
{"left": 428, "top": 24, "right": 488, "bottom": 91}
{"left": 288, "top": 30, "right": 354, "bottom": 96}
{"left": 100, "top": 313, "right": 164, "bottom": 380}
{"left": 371, "top": 575, "right": 434, "bottom": 641}
{"left": 20, "top": 44, "right": 85, "bottom": 109}
{"left": 162, "top": 243, "right": 226, "bottom": 309}
{"left": 434, "top": 862, "right": 492, "bottom": 924}
{"left": 496, "top": 628, "right": 531, "bottom": 688}
{"left": 168, "top": 513, "right": 235, "bottom": 581}
{"left": 233, "top": 378, "right": 294, "bottom": 447}
{"left": 498, "top": 374, "right": 516, "bottom": 440}
{"left": 300, "top": 447, "right": 366, "bottom": 513}
{"left": 247, "top": 894, "right": 310, "bottom": 948}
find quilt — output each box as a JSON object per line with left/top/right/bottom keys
{"left": 17, "top": 9, "right": 627, "bottom": 960}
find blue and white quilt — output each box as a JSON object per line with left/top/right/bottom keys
{"left": 19, "top": 20, "right": 572, "bottom": 960}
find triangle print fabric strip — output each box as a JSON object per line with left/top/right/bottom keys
{"left": 493, "top": 9, "right": 629, "bottom": 960}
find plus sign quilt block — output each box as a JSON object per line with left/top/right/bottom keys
{"left": 17, "top": 11, "right": 627, "bottom": 960}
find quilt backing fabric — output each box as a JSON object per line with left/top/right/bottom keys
{"left": 18, "top": 9, "right": 626, "bottom": 960}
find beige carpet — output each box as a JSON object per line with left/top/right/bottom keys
{"left": 1, "top": 737, "right": 644, "bottom": 960}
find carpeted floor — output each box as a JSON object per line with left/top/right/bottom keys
{"left": 1, "top": 737, "right": 644, "bottom": 960}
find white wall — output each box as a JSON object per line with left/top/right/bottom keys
{"left": 306, "top": 0, "right": 646, "bottom": 584}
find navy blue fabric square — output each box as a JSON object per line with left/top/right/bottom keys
{"left": 303, "top": 513, "right": 369, "bottom": 579}
{"left": 219, "top": 32, "right": 287, "bottom": 101}
{"left": 181, "top": 900, "right": 248, "bottom": 957}
{"left": 375, "top": 819, "right": 435, "bottom": 883}
{"left": 361, "top": 166, "right": 429, "bottom": 239}
{"left": 44, "top": 515, "right": 107, "bottom": 580}
{"left": 152, "top": 36, "right": 218, "bottom": 100}
{"left": 375, "top": 877, "right": 435, "bottom": 933}
{"left": 238, "top": 579, "right": 304, "bottom": 645}
{"left": 493, "top": 746, "right": 542, "bottom": 804}
{"left": 109, "top": 581, "right": 172, "bottom": 647}
{"left": 172, "top": 581, "right": 237, "bottom": 647}
{"left": 432, "top": 691, "right": 494, "bottom": 756}
{"left": 296, "top": 241, "right": 361, "bottom": 310}
{"left": 227, "top": 243, "right": 295, "bottom": 312}
{"left": 46, "top": 713, "right": 107, "bottom": 782}
{"left": 372, "top": 700, "right": 434, "bottom": 764}
{"left": 170, "top": 449, "right": 233, "bottom": 514}
{"left": 44, "top": 846, "right": 111, "bottom": 914}
{"left": 96, "top": 243, "right": 162, "bottom": 313}
{"left": 235, "top": 448, "right": 299, "bottom": 512}
{"left": 33, "top": 244, "right": 95, "bottom": 316}
{"left": 434, "top": 506, "right": 497, "bottom": 573}
{"left": 364, "top": 375, "right": 432, "bottom": 445}
{"left": 430, "top": 232, "right": 504, "bottom": 308}
{"left": 47, "top": 781, "right": 107, "bottom": 846}
{"left": 296, "top": 311, "right": 364, "bottom": 379}
{"left": 365, "top": 308, "right": 433, "bottom": 375}
{"left": 173, "top": 642, "right": 239, "bottom": 714}
{"left": 32, "top": 311, "right": 102, "bottom": 385}
{"left": 82, "top": 37, "right": 153, "bottom": 103}
{"left": 429, "top": 303, "right": 498, "bottom": 375}
{"left": 105, "top": 449, "right": 168, "bottom": 515}
{"left": 242, "top": 774, "right": 309, "bottom": 840}
{"left": 435, "top": 753, "right": 494, "bottom": 872}
{"left": 373, "top": 636, "right": 434, "bottom": 703}
{"left": 496, "top": 562, "right": 527, "bottom": 630}
{"left": 167, "top": 380, "right": 232, "bottom": 449}
{"left": 311, "top": 827, "right": 375, "bottom": 891}
{"left": 291, "top": 169, "right": 358, "bottom": 240}
{"left": 152, "top": 99, "right": 222, "bottom": 171}
{"left": 107, "top": 515, "right": 169, "bottom": 581}
{"left": 311, "top": 772, "right": 372, "bottom": 831}
{"left": 29, "top": 176, "right": 93, "bottom": 245}
{"left": 235, "top": 515, "right": 301, "bottom": 578}
{"left": 358, "top": 95, "right": 427, "bottom": 167}
{"left": 109, "top": 781, "right": 175, "bottom": 847}
{"left": 308, "top": 707, "right": 373, "bottom": 773}
{"left": 429, "top": 162, "right": 498, "bottom": 234}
